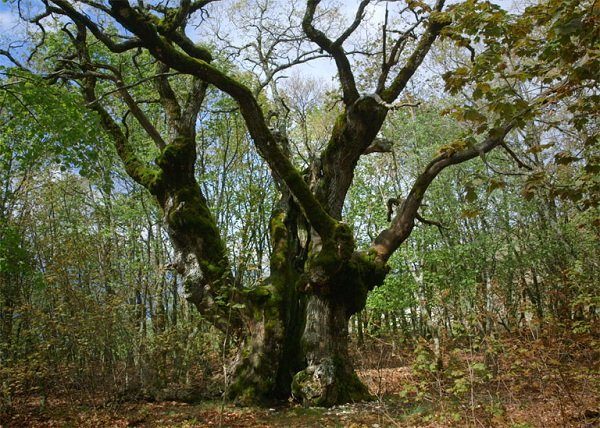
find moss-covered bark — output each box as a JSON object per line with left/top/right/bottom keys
{"left": 314, "top": 100, "right": 387, "bottom": 219}
{"left": 291, "top": 296, "right": 372, "bottom": 407}
{"left": 229, "top": 198, "right": 307, "bottom": 403}
{"left": 143, "top": 134, "right": 243, "bottom": 331}
{"left": 292, "top": 219, "right": 389, "bottom": 406}
{"left": 285, "top": 100, "right": 392, "bottom": 406}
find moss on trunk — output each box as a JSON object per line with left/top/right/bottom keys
{"left": 292, "top": 295, "right": 374, "bottom": 407}
{"left": 291, "top": 357, "right": 372, "bottom": 407}
{"left": 229, "top": 201, "right": 307, "bottom": 404}
{"left": 292, "top": 247, "right": 388, "bottom": 407}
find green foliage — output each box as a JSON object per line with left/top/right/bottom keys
{"left": 441, "top": 0, "right": 599, "bottom": 208}
{"left": 348, "top": 99, "right": 598, "bottom": 341}
{"left": 0, "top": 68, "right": 104, "bottom": 177}
{"left": 0, "top": 58, "right": 276, "bottom": 410}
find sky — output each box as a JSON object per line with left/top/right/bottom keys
{"left": 0, "top": 0, "right": 518, "bottom": 76}
{"left": 0, "top": 0, "right": 519, "bottom": 34}
{"left": 0, "top": 4, "right": 19, "bottom": 33}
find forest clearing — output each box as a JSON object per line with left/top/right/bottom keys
{"left": 0, "top": 0, "right": 598, "bottom": 426}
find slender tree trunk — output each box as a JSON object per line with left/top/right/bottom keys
{"left": 356, "top": 312, "right": 365, "bottom": 346}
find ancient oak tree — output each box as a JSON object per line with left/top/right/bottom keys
{"left": 5, "top": 0, "right": 596, "bottom": 406}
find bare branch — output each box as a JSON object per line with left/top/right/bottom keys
{"left": 0, "top": 49, "right": 24, "bottom": 69}
{"left": 334, "top": 0, "right": 370, "bottom": 46}
{"left": 55, "top": 58, "right": 170, "bottom": 150}
{"left": 255, "top": 50, "right": 330, "bottom": 96}
{"left": 377, "top": 16, "right": 424, "bottom": 93}
{"left": 415, "top": 212, "right": 447, "bottom": 236}
{"left": 364, "top": 137, "right": 393, "bottom": 155}
{"left": 302, "top": 0, "right": 360, "bottom": 105}
{"left": 501, "top": 142, "right": 533, "bottom": 170}
{"left": 380, "top": 0, "right": 448, "bottom": 102}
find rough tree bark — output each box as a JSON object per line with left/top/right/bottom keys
{"left": 289, "top": 100, "right": 390, "bottom": 405}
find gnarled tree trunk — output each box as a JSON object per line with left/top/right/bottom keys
{"left": 292, "top": 295, "right": 370, "bottom": 406}
{"left": 55, "top": 0, "right": 473, "bottom": 408}
{"left": 228, "top": 196, "right": 307, "bottom": 403}
{"left": 292, "top": 243, "right": 388, "bottom": 405}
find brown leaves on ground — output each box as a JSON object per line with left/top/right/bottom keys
{"left": 1, "top": 332, "right": 598, "bottom": 427}
{"left": 360, "top": 367, "right": 415, "bottom": 397}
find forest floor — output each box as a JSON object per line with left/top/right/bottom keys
{"left": 2, "top": 332, "right": 598, "bottom": 427}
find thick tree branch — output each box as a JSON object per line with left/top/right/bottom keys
{"left": 182, "top": 77, "right": 208, "bottom": 135}
{"left": 155, "top": 62, "right": 183, "bottom": 135}
{"left": 307, "top": 1, "right": 447, "bottom": 219}
{"left": 72, "top": 27, "right": 159, "bottom": 188}
{"left": 49, "top": 0, "right": 143, "bottom": 53}
{"left": 0, "top": 49, "right": 24, "bottom": 69}
{"left": 364, "top": 137, "right": 393, "bottom": 155}
{"left": 45, "top": 14, "right": 241, "bottom": 334}
{"left": 302, "top": 0, "right": 361, "bottom": 105}
{"left": 372, "top": 122, "right": 515, "bottom": 262}
{"left": 377, "top": 17, "right": 423, "bottom": 93}
{"left": 380, "top": 0, "right": 448, "bottom": 103}
{"left": 56, "top": 59, "right": 170, "bottom": 151}
{"left": 162, "top": 31, "right": 213, "bottom": 63}
{"left": 101, "top": 0, "right": 337, "bottom": 239}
